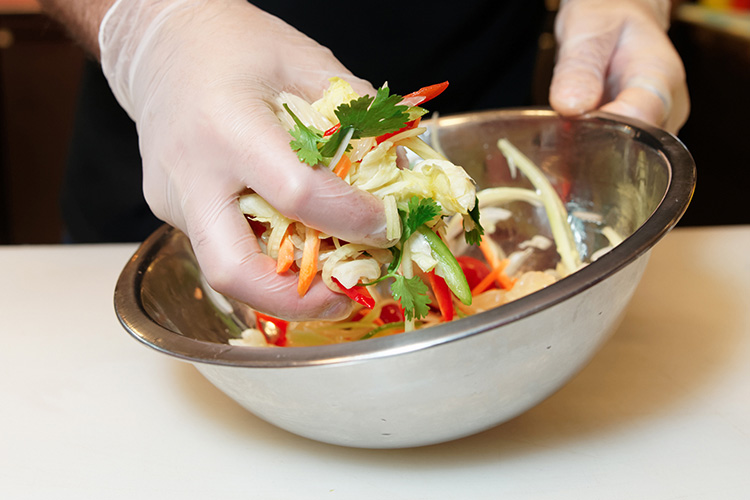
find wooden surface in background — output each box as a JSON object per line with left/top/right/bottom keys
{"left": 0, "top": 13, "right": 84, "bottom": 244}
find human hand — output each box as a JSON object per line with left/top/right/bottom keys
{"left": 99, "top": 0, "right": 387, "bottom": 320}
{"left": 549, "top": 0, "right": 689, "bottom": 133}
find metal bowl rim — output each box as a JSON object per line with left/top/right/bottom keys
{"left": 114, "top": 108, "right": 696, "bottom": 368}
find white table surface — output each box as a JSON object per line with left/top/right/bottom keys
{"left": 1, "top": 226, "right": 749, "bottom": 499}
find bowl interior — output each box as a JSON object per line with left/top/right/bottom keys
{"left": 117, "top": 108, "right": 695, "bottom": 366}
{"left": 431, "top": 110, "right": 671, "bottom": 261}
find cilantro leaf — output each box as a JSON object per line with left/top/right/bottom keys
{"left": 289, "top": 127, "right": 324, "bottom": 166}
{"left": 284, "top": 103, "right": 325, "bottom": 166}
{"left": 284, "top": 85, "right": 409, "bottom": 167}
{"left": 391, "top": 275, "right": 431, "bottom": 321}
{"left": 385, "top": 246, "right": 402, "bottom": 275}
{"left": 318, "top": 125, "right": 352, "bottom": 159}
{"left": 463, "top": 197, "right": 485, "bottom": 246}
{"left": 400, "top": 197, "right": 441, "bottom": 242}
{"left": 360, "top": 198, "right": 443, "bottom": 316}
{"left": 335, "top": 86, "right": 409, "bottom": 139}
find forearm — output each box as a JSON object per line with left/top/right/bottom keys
{"left": 37, "top": 0, "right": 116, "bottom": 58}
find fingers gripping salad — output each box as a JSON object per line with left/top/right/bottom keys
{"left": 232, "top": 79, "right": 595, "bottom": 347}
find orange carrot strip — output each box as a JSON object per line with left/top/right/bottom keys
{"left": 275, "top": 229, "right": 295, "bottom": 274}
{"left": 496, "top": 271, "right": 516, "bottom": 291}
{"left": 471, "top": 258, "right": 515, "bottom": 294}
{"left": 478, "top": 236, "right": 516, "bottom": 291}
{"left": 297, "top": 226, "right": 320, "bottom": 297}
{"left": 479, "top": 235, "right": 501, "bottom": 269}
{"left": 333, "top": 154, "right": 352, "bottom": 179}
{"left": 472, "top": 263, "right": 503, "bottom": 295}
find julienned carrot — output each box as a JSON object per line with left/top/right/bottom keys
{"left": 471, "top": 262, "right": 502, "bottom": 295}
{"left": 297, "top": 226, "right": 320, "bottom": 296}
{"left": 479, "top": 235, "right": 501, "bottom": 269}
{"left": 275, "top": 228, "right": 295, "bottom": 274}
{"left": 496, "top": 269, "right": 516, "bottom": 291}
{"left": 471, "top": 258, "right": 515, "bottom": 294}
{"left": 477, "top": 235, "right": 516, "bottom": 290}
{"left": 333, "top": 154, "right": 352, "bottom": 179}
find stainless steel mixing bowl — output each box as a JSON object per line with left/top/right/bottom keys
{"left": 115, "top": 109, "right": 695, "bottom": 448}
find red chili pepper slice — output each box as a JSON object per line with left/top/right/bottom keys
{"left": 255, "top": 312, "right": 289, "bottom": 346}
{"left": 323, "top": 123, "right": 340, "bottom": 137}
{"left": 332, "top": 277, "right": 375, "bottom": 309}
{"left": 244, "top": 215, "right": 268, "bottom": 237}
{"left": 379, "top": 303, "right": 404, "bottom": 324}
{"left": 428, "top": 270, "right": 454, "bottom": 322}
{"left": 402, "top": 81, "right": 449, "bottom": 106}
{"left": 375, "top": 118, "right": 420, "bottom": 145}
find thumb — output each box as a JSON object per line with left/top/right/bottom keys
{"left": 247, "top": 116, "right": 390, "bottom": 247}
{"left": 183, "top": 186, "right": 354, "bottom": 321}
{"left": 548, "top": 21, "right": 620, "bottom": 116}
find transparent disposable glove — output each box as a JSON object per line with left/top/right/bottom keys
{"left": 99, "top": 0, "right": 388, "bottom": 320}
{"left": 549, "top": 0, "right": 689, "bottom": 133}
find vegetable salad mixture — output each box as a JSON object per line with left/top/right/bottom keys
{"left": 230, "top": 79, "right": 612, "bottom": 347}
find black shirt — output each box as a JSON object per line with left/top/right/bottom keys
{"left": 62, "top": 0, "right": 547, "bottom": 243}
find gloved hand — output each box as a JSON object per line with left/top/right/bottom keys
{"left": 549, "top": 0, "right": 689, "bottom": 133}
{"left": 99, "top": 0, "right": 388, "bottom": 320}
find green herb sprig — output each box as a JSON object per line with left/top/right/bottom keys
{"left": 286, "top": 85, "right": 409, "bottom": 167}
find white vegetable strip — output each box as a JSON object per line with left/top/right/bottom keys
{"left": 229, "top": 329, "right": 270, "bottom": 347}
{"left": 383, "top": 195, "right": 401, "bottom": 242}
{"left": 503, "top": 248, "right": 533, "bottom": 277}
{"left": 601, "top": 226, "right": 624, "bottom": 247}
{"left": 477, "top": 187, "right": 543, "bottom": 207}
{"left": 348, "top": 137, "right": 376, "bottom": 163}
{"left": 387, "top": 126, "right": 427, "bottom": 145}
{"left": 590, "top": 226, "right": 625, "bottom": 262}
{"left": 518, "top": 235, "right": 553, "bottom": 251}
{"left": 321, "top": 243, "right": 369, "bottom": 290}
{"left": 497, "top": 139, "right": 580, "bottom": 275}
{"left": 277, "top": 92, "right": 333, "bottom": 132}
{"left": 238, "top": 194, "right": 294, "bottom": 258}
{"left": 407, "top": 231, "right": 438, "bottom": 274}
{"left": 266, "top": 220, "right": 291, "bottom": 259}
{"left": 398, "top": 136, "right": 447, "bottom": 161}
{"left": 331, "top": 259, "right": 381, "bottom": 289}
{"left": 328, "top": 126, "right": 355, "bottom": 172}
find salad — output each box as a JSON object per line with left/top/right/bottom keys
{"left": 230, "top": 79, "right": 611, "bottom": 347}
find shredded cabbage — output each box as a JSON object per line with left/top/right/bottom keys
{"left": 228, "top": 79, "right": 625, "bottom": 348}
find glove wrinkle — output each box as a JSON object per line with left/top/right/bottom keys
{"left": 550, "top": 0, "right": 688, "bottom": 134}
{"left": 98, "top": 0, "right": 385, "bottom": 318}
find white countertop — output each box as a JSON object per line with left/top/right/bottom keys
{"left": 2, "top": 226, "right": 749, "bottom": 499}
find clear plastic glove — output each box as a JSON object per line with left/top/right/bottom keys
{"left": 549, "top": 0, "right": 689, "bottom": 133}
{"left": 99, "top": 0, "right": 388, "bottom": 320}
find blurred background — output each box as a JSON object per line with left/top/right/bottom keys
{"left": 0, "top": 0, "right": 748, "bottom": 244}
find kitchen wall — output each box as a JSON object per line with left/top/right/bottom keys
{"left": 0, "top": 1, "right": 84, "bottom": 244}
{"left": 670, "top": 3, "right": 750, "bottom": 225}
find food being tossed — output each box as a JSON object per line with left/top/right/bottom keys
{"left": 232, "top": 79, "right": 608, "bottom": 347}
